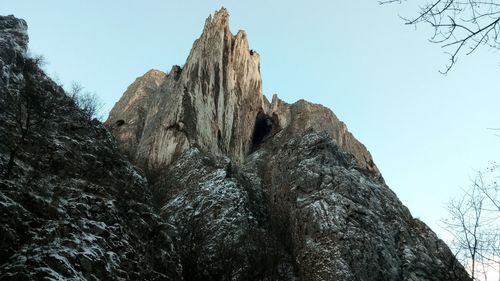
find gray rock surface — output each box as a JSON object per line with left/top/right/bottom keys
{"left": 107, "top": 8, "right": 469, "bottom": 281}
{"left": 249, "top": 131, "right": 467, "bottom": 280}
{"left": 0, "top": 8, "right": 471, "bottom": 281}
{"left": 0, "top": 15, "right": 181, "bottom": 280}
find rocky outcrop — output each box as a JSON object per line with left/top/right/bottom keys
{"left": 106, "top": 8, "right": 469, "bottom": 281}
{"left": 106, "top": 8, "right": 264, "bottom": 171}
{"left": 106, "top": 69, "right": 167, "bottom": 160}
{"left": 249, "top": 131, "right": 468, "bottom": 280}
{"left": 0, "top": 9, "right": 471, "bottom": 281}
{"left": 263, "top": 95, "right": 379, "bottom": 175}
{"left": 105, "top": 8, "right": 378, "bottom": 177}
{"left": 0, "top": 15, "right": 181, "bottom": 280}
{"left": 153, "top": 148, "right": 296, "bottom": 280}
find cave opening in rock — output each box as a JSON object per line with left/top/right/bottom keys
{"left": 251, "top": 112, "right": 279, "bottom": 151}
{"left": 115, "top": 119, "right": 125, "bottom": 127}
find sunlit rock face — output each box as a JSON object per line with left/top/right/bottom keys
{"left": 263, "top": 95, "right": 380, "bottom": 176}
{"left": 0, "top": 9, "right": 471, "bottom": 281}
{"left": 106, "top": 8, "right": 378, "bottom": 177}
{"left": 106, "top": 8, "right": 265, "bottom": 171}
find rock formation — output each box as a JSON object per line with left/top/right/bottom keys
{"left": 105, "top": 8, "right": 378, "bottom": 176}
{"left": 1, "top": 8, "right": 471, "bottom": 281}
{"left": 0, "top": 15, "right": 181, "bottom": 280}
{"left": 106, "top": 8, "right": 263, "bottom": 171}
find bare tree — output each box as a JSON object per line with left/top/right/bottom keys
{"left": 1, "top": 56, "right": 48, "bottom": 179}
{"left": 68, "top": 82, "right": 103, "bottom": 121}
{"left": 381, "top": 0, "right": 500, "bottom": 73}
{"left": 443, "top": 165, "right": 500, "bottom": 280}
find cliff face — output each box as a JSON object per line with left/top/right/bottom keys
{"left": 105, "top": 8, "right": 469, "bottom": 281}
{"left": 105, "top": 8, "right": 378, "bottom": 176}
{"left": 106, "top": 8, "right": 264, "bottom": 171}
{"left": 1, "top": 9, "right": 471, "bottom": 281}
{"left": 0, "top": 16, "right": 181, "bottom": 280}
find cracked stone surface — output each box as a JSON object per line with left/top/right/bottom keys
{"left": 0, "top": 9, "right": 471, "bottom": 281}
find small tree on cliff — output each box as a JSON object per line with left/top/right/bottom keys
{"left": 68, "top": 82, "right": 103, "bottom": 121}
{"left": 1, "top": 56, "right": 47, "bottom": 179}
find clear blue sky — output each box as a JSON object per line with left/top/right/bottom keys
{"left": 2, "top": 0, "right": 499, "bottom": 241}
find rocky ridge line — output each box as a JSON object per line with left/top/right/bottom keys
{"left": 105, "top": 7, "right": 379, "bottom": 177}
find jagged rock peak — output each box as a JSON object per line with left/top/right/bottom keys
{"left": 204, "top": 7, "right": 230, "bottom": 30}
{"left": 183, "top": 7, "right": 261, "bottom": 88}
{"left": 107, "top": 8, "right": 264, "bottom": 170}
{"left": 106, "top": 8, "right": 379, "bottom": 177}
{"left": 140, "top": 69, "right": 167, "bottom": 84}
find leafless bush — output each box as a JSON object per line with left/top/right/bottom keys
{"left": 68, "top": 82, "right": 103, "bottom": 121}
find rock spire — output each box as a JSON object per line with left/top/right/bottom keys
{"left": 106, "top": 8, "right": 378, "bottom": 176}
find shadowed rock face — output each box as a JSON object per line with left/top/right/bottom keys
{"left": 0, "top": 15, "right": 181, "bottom": 280}
{"left": 1, "top": 9, "right": 471, "bottom": 281}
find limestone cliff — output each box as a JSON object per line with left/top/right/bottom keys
{"left": 104, "top": 8, "right": 470, "bottom": 281}
{"left": 0, "top": 9, "right": 471, "bottom": 281}
{"left": 107, "top": 8, "right": 264, "bottom": 171}
{"left": 106, "top": 8, "right": 378, "bottom": 176}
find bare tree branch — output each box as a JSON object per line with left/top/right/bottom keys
{"left": 67, "top": 82, "right": 103, "bottom": 121}
{"left": 382, "top": 0, "right": 500, "bottom": 73}
{"left": 442, "top": 166, "right": 500, "bottom": 279}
